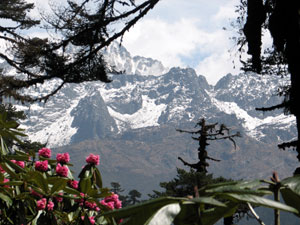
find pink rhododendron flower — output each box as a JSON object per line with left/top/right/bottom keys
{"left": 86, "top": 153, "right": 100, "bottom": 165}
{"left": 38, "top": 147, "right": 51, "bottom": 158}
{"left": 56, "top": 152, "right": 70, "bottom": 164}
{"left": 56, "top": 163, "right": 69, "bottom": 177}
{"left": 68, "top": 180, "right": 79, "bottom": 189}
{"left": 30, "top": 189, "right": 43, "bottom": 198}
{"left": 89, "top": 216, "right": 95, "bottom": 225}
{"left": 81, "top": 216, "right": 95, "bottom": 225}
{"left": 54, "top": 193, "right": 63, "bottom": 202}
{"left": 11, "top": 160, "right": 25, "bottom": 168}
{"left": 47, "top": 201, "right": 54, "bottom": 211}
{"left": 100, "top": 193, "right": 122, "bottom": 210}
{"left": 0, "top": 165, "right": 5, "bottom": 173}
{"left": 85, "top": 201, "right": 97, "bottom": 210}
{"left": 35, "top": 160, "right": 48, "bottom": 172}
{"left": 37, "top": 198, "right": 47, "bottom": 210}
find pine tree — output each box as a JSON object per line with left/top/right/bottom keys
{"left": 0, "top": 0, "right": 159, "bottom": 102}
{"left": 177, "top": 118, "right": 241, "bottom": 173}
{"left": 0, "top": 103, "right": 45, "bottom": 152}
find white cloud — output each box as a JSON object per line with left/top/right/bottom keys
{"left": 24, "top": 0, "right": 243, "bottom": 84}
{"left": 122, "top": 0, "right": 243, "bottom": 84}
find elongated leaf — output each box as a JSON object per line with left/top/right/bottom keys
{"left": 0, "top": 162, "right": 18, "bottom": 178}
{"left": 103, "top": 197, "right": 186, "bottom": 221}
{"left": 78, "top": 164, "right": 92, "bottom": 179}
{"left": 6, "top": 154, "right": 30, "bottom": 161}
{"left": 206, "top": 186, "right": 271, "bottom": 196}
{"left": 27, "top": 171, "right": 49, "bottom": 194}
{"left": 200, "top": 202, "right": 238, "bottom": 225}
{"left": 63, "top": 186, "right": 81, "bottom": 196}
{"left": 50, "top": 178, "right": 68, "bottom": 195}
{"left": 0, "top": 192, "right": 12, "bottom": 205}
{"left": 147, "top": 203, "right": 181, "bottom": 225}
{"left": 3, "top": 157, "right": 26, "bottom": 173}
{"left": 281, "top": 188, "right": 300, "bottom": 216}
{"left": 94, "top": 167, "right": 102, "bottom": 189}
{"left": 2, "top": 181, "right": 23, "bottom": 186}
{"left": 281, "top": 176, "right": 300, "bottom": 195}
{"left": 189, "top": 197, "right": 226, "bottom": 207}
{"left": 280, "top": 176, "right": 300, "bottom": 216}
{"left": 79, "top": 177, "right": 92, "bottom": 194}
{"left": 224, "top": 193, "right": 299, "bottom": 214}
{"left": 173, "top": 203, "right": 200, "bottom": 225}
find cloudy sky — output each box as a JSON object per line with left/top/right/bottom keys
{"left": 121, "top": 0, "right": 243, "bottom": 84}
{"left": 27, "top": 0, "right": 243, "bottom": 85}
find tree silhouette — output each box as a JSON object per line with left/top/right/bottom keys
{"left": 236, "top": 0, "right": 300, "bottom": 166}
{"left": 177, "top": 118, "right": 241, "bottom": 173}
{"left": 176, "top": 118, "right": 241, "bottom": 225}
{"left": 0, "top": 0, "right": 159, "bottom": 102}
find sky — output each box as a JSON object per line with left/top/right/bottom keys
{"left": 26, "top": 0, "right": 243, "bottom": 85}
{"left": 121, "top": 0, "right": 243, "bottom": 84}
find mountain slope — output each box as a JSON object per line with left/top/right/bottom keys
{"left": 9, "top": 43, "right": 297, "bottom": 194}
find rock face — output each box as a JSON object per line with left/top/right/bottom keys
{"left": 19, "top": 65, "right": 295, "bottom": 148}
{"left": 10, "top": 43, "right": 297, "bottom": 195}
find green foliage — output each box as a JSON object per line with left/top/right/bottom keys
{"left": 150, "top": 168, "right": 229, "bottom": 198}
{"left": 0, "top": 0, "right": 160, "bottom": 102}
{"left": 104, "top": 178, "right": 300, "bottom": 225}
{"left": 0, "top": 113, "right": 122, "bottom": 224}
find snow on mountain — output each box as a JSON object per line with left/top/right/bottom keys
{"left": 208, "top": 90, "right": 296, "bottom": 140}
{"left": 6, "top": 44, "right": 295, "bottom": 148}
{"left": 104, "top": 42, "right": 169, "bottom": 76}
{"left": 107, "top": 95, "right": 167, "bottom": 131}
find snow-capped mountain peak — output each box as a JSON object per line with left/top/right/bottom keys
{"left": 103, "top": 42, "right": 169, "bottom": 76}
{"left": 12, "top": 45, "right": 296, "bottom": 148}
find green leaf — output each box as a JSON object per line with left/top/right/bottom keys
{"left": 0, "top": 192, "right": 12, "bottom": 205}
{"left": 3, "top": 157, "right": 26, "bottom": 173}
{"left": 146, "top": 203, "right": 181, "bottom": 225}
{"left": 189, "top": 197, "right": 226, "bottom": 207}
{"left": 200, "top": 202, "right": 238, "bottom": 225}
{"left": 26, "top": 171, "right": 49, "bottom": 194}
{"left": 94, "top": 167, "right": 103, "bottom": 189}
{"left": 6, "top": 154, "right": 29, "bottom": 161}
{"left": 103, "top": 197, "right": 186, "bottom": 223}
{"left": 63, "top": 186, "right": 81, "bottom": 196}
{"left": 223, "top": 193, "right": 299, "bottom": 214}
{"left": 0, "top": 162, "right": 18, "bottom": 179}
{"left": 2, "top": 181, "right": 23, "bottom": 186}
{"left": 280, "top": 176, "right": 300, "bottom": 215}
{"left": 173, "top": 203, "right": 200, "bottom": 225}
{"left": 79, "top": 177, "right": 92, "bottom": 194}
{"left": 78, "top": 164, "right": 92, "bottom": 179}
{"left": 50, "top": 178, "right": 68, "bottom": 195}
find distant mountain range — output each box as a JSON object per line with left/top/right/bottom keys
{"left": 10, "top": 42, "right": 298, "bottom": 194}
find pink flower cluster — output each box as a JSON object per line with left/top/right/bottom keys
{"left": 85, "top": 201, "right": 100, "bottom": 211}
{"left": 35, "top": 160, "right": 48, "bottom": 172}
{"left": 56, "top": 152, "right": 70, "bottom": 164}
{"left": 81, "top": 216, "right": 95, "bottom": 225}
{"left": 36, "top": 198, "right": 54, "bottom": 211}
{"left": 56, "top": 163, "right": 69, "bottom": 177}
{"left": 30, "top": 189, "right": 43, "bottom": 199}
{"left": 0, "top": 165, "right": 5, "bottom": 173}
{"left": 36, "top": 198, "right": 46, "bottom": 210}
{"left": 75, "top": 192, "right": 86, "bottom": 204}
{"left": 54, "top": 193, "right": 63, "bottom": 202}
{"left": 11, "top": 160, "right": 25, "bottom": 168}
{"left": 68, "top": 180, "right": 79, "bottom": 189}
{"left": 100, "top": 193, "right": 122, "bottom": 210}
{"left": 86, "top": 153, "right": 100, "bottom": 165}
{"left": 38, "top": 147, "right": 51, "bottom": 158}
